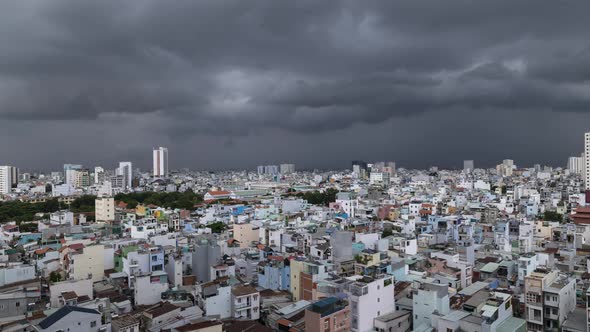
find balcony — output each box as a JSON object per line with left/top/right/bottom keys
{"left": 545, "top": 308, "right": 559, "bottom": 320}
{"left": 526, "top": 310, "right": 543, "bottom": 325}
{"left": 234, "top": 301, "right": 251, "bottom": 310}
{"left": 544, "top": 297, "right": 558, "bottom": 308}
{"left": 349, "top": 285, "right": 367, "bottom": 297}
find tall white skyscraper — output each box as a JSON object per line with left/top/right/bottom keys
{"left": 568, "top": 154, "right": 584, "bottom": 175}
{"left": 64, "top": 164, "right": 83, "bottom": 185}
{"left": 94, "top": 166, "right": 105, "bottom": 184}
{"left": 153, "top": 147, "right": 169, "bottom": 177}
{"left": 585, "top": 132, "right": 590, "bottom": 190}
{"left": 463, "top": 160, "right": 474, "bottom": 172}
{"left": 117, "top": 162, "right": 133, "bottom": 189}
{"left": 0, "top": 166, "right": 12, "bottom": 194}
{"left": 280, "top": 163, "right": 295, "bottom": 174}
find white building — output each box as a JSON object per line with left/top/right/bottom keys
{"left": 63, "top": 164, "right": 83, "bottom": 186}
{"left": 524, "top": 268, "right": 576, "bottom": 331}
{"left": 463, "top": 160, "right": 474, "bottom": 172}
{"left": 67, "top": 245, "right": 105, "bottom": 282}
{"left": 49, "top": 279, "right": 93, "bottom": 308}
{"left": 496, "top": 159, "right": 514, "bottom": 177}
{"left": 0, "top": 264, "right": 36, "bottom": 287}
{"left": 134, "top": 272, "right": 169, "bottom": 306}
{"left": 346, "top": 275, "right": 395, "bottom": 332}
{"left": 95, "top": 197, "right": 115, "bottom": 222}
{"left": 128, "top": 219, "right": 167, "bottom": 239}
{"left": 36, "top": 306, "right": 103, "bottom": 332}
{"left": 93, "top": 166, "right": 105, "bottom": 184}
{"left": 197, "top": 279, "right": 232, "bottom": 319}
{"left": 279, "top": 163, "right": 295, "bottom": 174}
{"left": 336, "top": 192, "right": 358, "bottom": 218}
{"left": 0, "top": 166, "right": 12, "bottom": 194}
{"left": 567, "top": 153, "right": 586, "bottom": 175}
{"left": 52, "top": 184, "right": 77, "bottom": 197}
{"left": 413, "top": 282, "right": 450, "bottom": 330}
{"left": 117, "top": 161, "right": 133, "bottom": 190}
{"left": 153, "top": 147, "right": 169, "bottom": 178}
{"left": 369, "top": 172, "right": 390, "bottom": 186}
{"left": 231, "top": 285, "right": 260, "bottom": 320}
{"left": 165, "top": 254, "right": 183, "bottom": 289}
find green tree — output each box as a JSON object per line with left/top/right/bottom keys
{"left": 18, "top": 222, "right": 38, "bottom": 233}
{"left": 49, "top": 271, "right": 62, "bottom": 283}
{"left": 542, "top": 211, "right": 563, "bottom": 222}
{"left": 208, "top": 222, "right": 226, "bottom": 234}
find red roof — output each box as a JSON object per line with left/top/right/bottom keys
{"left": 68, "top": 243, "right": 85, "bottom": 251}
{"left": 207, "top": 191, "right": 231, "bottom": 196}
{"left": 35, "top": 248, "right": 53, "bottom": 255}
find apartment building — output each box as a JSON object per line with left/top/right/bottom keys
{"left": 346, "top": 275, "right": 395, "bottom": 332}
{"left": 196, "top": 277, "right": 232, "bottom": 319}
{"left": 231, "top": 284, "right": 260, "bottom": 320}
{"left": 95, "top": 196, "right": 115, "bottom": 222}
{"left": 524, "top": 268, "right": 576, "bottom": 331}
{"left": 66, "top": 245, "right": 105, "bottom": 282}
{"left": 0, "top": 166, "right": 11, "bottom": 194}
{"left": 304, "top": 297, "right": 350, "bottom": 332}
{"left": 413, "top": 282, "right": 450, "bottom": 330}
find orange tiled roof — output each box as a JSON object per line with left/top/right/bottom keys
{"left": 207, "top": 191, "right": 231, "bottom": 196}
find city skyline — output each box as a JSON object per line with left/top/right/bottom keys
{"left": 2, "top": 2, "right": 590, "bottom": 331}
{"left": 1, "top": 2, "right": 590, "bottom": 170}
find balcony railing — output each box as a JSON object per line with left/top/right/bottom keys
{"left": 234, "top": 302, "right": 251, "bottom": 310}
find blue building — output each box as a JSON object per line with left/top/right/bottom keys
{"left": 149, "top": 247, "right": 165, "bottom": 272}
{"left": 257, "top": 258, "right": 291, "bottom": 291}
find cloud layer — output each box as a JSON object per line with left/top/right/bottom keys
{"left": 1, "top": 1, "right": 590, "bottom": 170}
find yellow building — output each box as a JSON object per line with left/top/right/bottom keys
{"left": 232, "top": 223, "right": 260, "bottom": 248}
{"left": 95, "top": 197, "right": 114, "bottom": 222}
{"left": 135, "top": 204, "right": 147, "bottom": 216}
{"left": 290, "top": 259, "right": 303, "bottom": 302}
{"left": 68, "top": 245, "right": 105, "bottom": 282}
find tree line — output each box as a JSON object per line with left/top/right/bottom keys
{"left": 114, "top": 190, "right": 203, "bottom": 210}
{"left": 0, "top": 191, "right": 204, "bottom": 224}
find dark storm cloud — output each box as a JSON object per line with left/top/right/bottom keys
{"left": 2, "top": 0, "right": 590, "bottom": 169}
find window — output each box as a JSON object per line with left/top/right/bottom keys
{"left": 90, "top": 321, "right": 96, "bottom": 328}
{"left": 377, "top": 298, "right": 380, "bottom": 302}
{"left": 15, "top": 302, "right": 19, "bottom": 307}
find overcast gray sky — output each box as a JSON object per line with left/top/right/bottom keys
{"left": 2, "top": 1, "right": 590, "bottom": 171}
